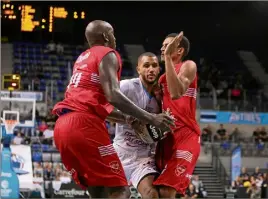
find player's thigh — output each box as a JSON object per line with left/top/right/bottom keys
{"left": 54, "top": 112, "right": 127, "bottom": 188}
{"left": 131, "top": 158, "right": 159, "bottom": 198}
{"left": 154, "top": 132, "right": 200, "bottom": 196}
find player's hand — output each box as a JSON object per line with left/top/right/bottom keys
{"left": 150, "top": 113, "right": 175, "bottom": 132}
{"left": 164, "top": 31, "right": 184, "bottom": 56}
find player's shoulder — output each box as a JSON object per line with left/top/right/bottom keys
{"left": 120, "top": 78, "right": 139, "bottom": 87}
{"left": 182, "top": 60, "right": 197, "bottom": 68}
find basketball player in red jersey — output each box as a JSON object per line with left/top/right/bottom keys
{"left": 52, "top": 20, "right": 174, "bottom": 198}
{"left": 153, "top": 32, "right": 201, "bottom": 198}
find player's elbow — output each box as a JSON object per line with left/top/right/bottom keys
{"left": 107, "top": 88, "right": 121, "bottom": 106}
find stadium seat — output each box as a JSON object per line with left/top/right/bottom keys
{"left": 42, "top": 153, "right": 52, "bottom": 162}
{"left": 51, "top": 153, "right": 61, "bottom": 162}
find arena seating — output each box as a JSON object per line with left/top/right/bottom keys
{"left": 12, "top": 42, "right": 134, "bottom": 96}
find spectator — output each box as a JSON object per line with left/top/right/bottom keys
{"left": 214, "top": 124, "right": 229, "bottom": 141}
{"left": 252, "top": 167, "right": 262, "bottom": 178}
{"left": 56, "top": 43, "right": 64, "bottom": 55}
{"left": 230, "top": 127, "right": 240, "bottom": 142}
{"left": 60, "top": 171, "right": 72, "bottom": 184}
{"left": 240, "top": 167, "right": 250, "bottom": 182}
{"left": 232, "top": 176, "right": 243, "bottom": 189}
{"left": 247, "top": 183, "right": 261, "bottom": 199}
{"left": 12, "top": 132, "right": 24, "bottom": 145}
{"left": 201, "top": 124, "right": 212, "bottom": 143}
{"left": 192, "top": 175, "right": 207, "bottom": 198}
{"left": 259, "top": 127, "right": 268, "bottom": 142}
{"left": 44, "top": 166, "right": 54, "bottom": 180}
{"left": 253, "top": 127, "right": 261, "bottom": 143}
{"left": 185, "top": 183, "right": 198, "bottom": 198}
{"left": 42, "top": 124, "right": 54, "bottom": 145}
{"left": 256, "top": 175, "right": 263, "bottom": 188}
{"left": 38, "top": 120, "right": 48, "bottom": 135}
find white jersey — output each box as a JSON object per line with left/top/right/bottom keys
{"left": 113, "top": 78, "right": 160, "bottom": 152}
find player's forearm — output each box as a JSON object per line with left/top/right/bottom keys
{"left": 165, "top": 55, "right": 185, "bottom": 99}
{"left": 109, "top": 89, "right": 153, "bottom": 123}
{"left": 106, "top": 108, "right": 127, "bottom": 124}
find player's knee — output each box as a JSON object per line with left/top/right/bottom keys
{"left": 159, "top": 186, "right": 176, "bottom": 199}
{"left": 107, "top": 186, "right": 130, "bottom": 198}
{"left": 140, "top": 186, "right": 159, "bottom": 199}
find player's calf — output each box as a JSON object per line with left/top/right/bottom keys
{"left": 158, "top": 186, "right": 177, "bottom": 199}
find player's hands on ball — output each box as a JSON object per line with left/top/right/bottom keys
{"left": 164, "top": 31, "right": 184, "bottom": 56}
{"left": 151, "top": 113, "right": 175, "bottom": 132}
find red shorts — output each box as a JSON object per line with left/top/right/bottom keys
{"left": 54, "top": 111, "right": 127, "bottom": 189}
{"left": 153, "top": 127, "right": 200, "bottom": 195}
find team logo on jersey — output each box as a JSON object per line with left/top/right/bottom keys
{"left": 175, "top": 165, "right": 186, "bottom": 176}
{"left": 109, "top": 161, "right": 121, "bottom": 174}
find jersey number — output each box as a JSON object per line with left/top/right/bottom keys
{"left": 67, "top": 72, "right": 82, "bottom": 89}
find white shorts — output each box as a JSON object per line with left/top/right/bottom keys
{"left": 113, "top": 144, "right": 158, "bottom": 189}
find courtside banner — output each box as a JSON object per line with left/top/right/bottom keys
{"left": 1, "top": 91, "right": 43, "bottom": 101}
{"left": 231, "top": 147, "right": 242, "bottom": 183}
{"left": 200, "top": 111, "right": 268, "bottom": 124}
{"left": 9, "top": 145, "right": 34, "bottom": 190}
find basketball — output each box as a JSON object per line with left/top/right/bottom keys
{"left": 135, "top": 123, "right": 166, "bottom": 144}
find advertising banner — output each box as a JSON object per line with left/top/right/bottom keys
{"left": 231, "top": 147, "right": 242, "bottom": 183}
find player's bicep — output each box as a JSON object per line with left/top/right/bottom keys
{"left": 177, "top": 60, "right": 197, "bottom": 92}
{"left": 98, "top": 52, "right": 120, "bottom": 101}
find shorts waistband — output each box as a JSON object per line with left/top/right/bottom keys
{"left": 55, "top": 108, "right": 73, "bottom": 117}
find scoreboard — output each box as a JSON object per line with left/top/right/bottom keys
{"left": 1, "top": 2, "right": 86, "bottom": 33}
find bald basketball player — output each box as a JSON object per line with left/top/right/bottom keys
{"left": 53, "top": 20, "right": 174, "bottom": 198}
{"left": 153, "top": 32, "right": 201, "bottom": 198}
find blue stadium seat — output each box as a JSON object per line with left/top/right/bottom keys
{"left": 32, "top": 152, "right": 42, "bottom": 162}
{"left": 42, "top": 144, "right": 50, "bottom": 152}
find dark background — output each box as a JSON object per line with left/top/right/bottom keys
{"left": 2, "top": 1, "right": 268, "bottom": 52}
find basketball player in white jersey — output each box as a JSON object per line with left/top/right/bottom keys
{"left": 113, "top": 52, "right": 161, "bottom": 198}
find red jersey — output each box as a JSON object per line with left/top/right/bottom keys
{"left": 159, "top": 61, "right": 200, "bottom": 134}
{"left": 53, "top": 46, "right": 122, "bottom": 120}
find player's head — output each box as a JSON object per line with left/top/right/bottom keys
{"left": 85, "top": 20, "right": 116, "bottom": 49}
{"left": 161, "top": 33, "right": 190, "bottom": 63}
{"left": 137, "top": 52, "right": 160, "bottom": 85}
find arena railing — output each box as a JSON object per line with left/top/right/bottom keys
{"left": 199, "top": 88, "right": 268, "bottom": 112}
{"left": 211, "top": 144, "right": 230, "bottom": 187}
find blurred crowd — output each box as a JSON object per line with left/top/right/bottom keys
{"left": 201, "top": 124, "right": 268, "bottom": 144}
{"left": 231, "top": 167, "right": 268, "bottom": 199}
{"left": 182, "top": 175, "right": 207, "bottom": 199}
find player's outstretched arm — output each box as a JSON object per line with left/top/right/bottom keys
{"left": 99, "top": 52, "right": 174, "bottom": 131}
{"left": 165, "top": 56, "right": 196, "bottom": 100}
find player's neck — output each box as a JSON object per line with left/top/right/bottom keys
{"left": 140, "top": 78, "right": 154, "bottom": 95}
{"left": 172, "top": 56, "right": 182, "bottom": 65}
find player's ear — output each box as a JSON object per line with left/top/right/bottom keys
{"left": 177, "top": 47, "right": 184, "bottom": 56}
{"left": 136, "top": 65, "right": 140, "bottom": 74}
{"left": 102, "top": 32, "right": 109, "bottom": 42}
